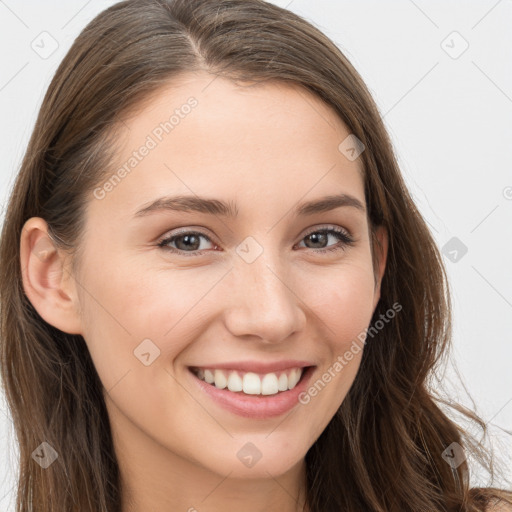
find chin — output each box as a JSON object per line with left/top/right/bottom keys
{"left": 197, "top": 440, "right": 307, "bottom": 480}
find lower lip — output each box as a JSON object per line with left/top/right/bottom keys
{"left": 188, "top": 366, "right": 315, "bottom": 419}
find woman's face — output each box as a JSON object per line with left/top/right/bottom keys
{"left": 40, "top": 73, "right": 387, "bottom": 488}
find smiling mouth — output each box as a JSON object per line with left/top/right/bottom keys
{"left": 189, "top": 366, "right": 311, "bottom": 396}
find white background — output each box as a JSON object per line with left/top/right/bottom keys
{"left": 0, "top": 0, "right": 511, "bottom": 509}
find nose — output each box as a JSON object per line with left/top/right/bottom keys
{"left": 222, "top": 249, "right": 306, "bottom": 344}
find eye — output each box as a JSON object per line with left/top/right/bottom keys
{"left": 157, "top": 230, "right": 217, "bottom": 257}
{"left": 295, "top": 226, "right": 355, "bottom": 254}
{"left": 157, "top": 225, "right": 355, "bottom": 257}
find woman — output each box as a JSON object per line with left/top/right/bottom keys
{"left": 0, "top": 0, "right": 510, "bottom": 510}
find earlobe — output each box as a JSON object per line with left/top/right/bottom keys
{"left": 20, "top": 217, "right": 83, "bottom": 335}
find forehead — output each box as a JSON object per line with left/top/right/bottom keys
{"left": 92, "top": 72, "right": 366, "bottom": 223}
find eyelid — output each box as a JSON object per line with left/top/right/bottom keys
{"left": 159, "top": 226, "right": 218, "bottom": 244}
{"left": 301, "top": 224, "right": 352, "bottom": 239}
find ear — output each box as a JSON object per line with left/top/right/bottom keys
{"left": 371, "top": 224, "right": 388, "bottom": 313}
{"left": 20, "top": 217, "right": 83, "bottom": 335}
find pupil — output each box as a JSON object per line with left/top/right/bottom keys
{"left": 308, "top": 233, "right": 326, "bottom": 248}
{"left": 178, "top": 234, "right": 199, "bottom": 251}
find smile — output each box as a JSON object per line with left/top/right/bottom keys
{"left": 190, "top": 366, "right": 304, "bottom": 395}
{"left": 187, "top": 364, "right": 315, "bottom": 419}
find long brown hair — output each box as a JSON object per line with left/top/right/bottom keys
{"left": 0, "top": 0, "right": 510, "bottom": 510}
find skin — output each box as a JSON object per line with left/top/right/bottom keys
{"left": 20, "top": 72, "right": 387, "bottom": 512}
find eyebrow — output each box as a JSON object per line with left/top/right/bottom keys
{"left": 133, "top": 193, "right": 366, "bottom": 218}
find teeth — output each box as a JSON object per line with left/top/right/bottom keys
{"left": 243, "top": 372, "right": 261, "bottom": 394}
{"left": 288, "top": 368, "right": 301, "bottom": 389}
{"left": 204, "top": 369, "right": 214, "bottom": 384}
{"left": 227, "top": 371, "right": 243, "bottom": 392}
{"left": 278, "top": 373, "right": 288, "bottom": 391}
{"left": 261, "top": 373, "right": 279, "bottom": 395}
{"left": 193, "top": 367, "right": 305, "bottom": 395}
{"left": 214, "top": 369, "right": 227, "bottom": 389}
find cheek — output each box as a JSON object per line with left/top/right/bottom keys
{"left": 79, "top": 247, "right": 376, "bottom": 377}
{"left": 76, "top": 254, "right": 228, "bottom": 385}
{"left": 293, "top": 262, "right": 375, "bottom": 415}
{"left": 302, "top": 261, "right": 377, "bottom": 348}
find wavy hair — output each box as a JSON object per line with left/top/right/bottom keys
{"left": 0, "top": 0, "right": 510, "bottom": 510}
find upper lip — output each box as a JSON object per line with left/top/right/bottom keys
{"left": 189, "top": 360, "right": 315, "bottom": 374}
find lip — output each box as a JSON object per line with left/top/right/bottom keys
{"left": 189, "top": 359, "right": 314, "bottom": 374}
{"left": 187, "top": 364, "right": 316, "bottom": 419}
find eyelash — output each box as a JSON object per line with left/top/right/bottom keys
{"left": 157, "top": 226, "right": 355, "bottom": 258}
